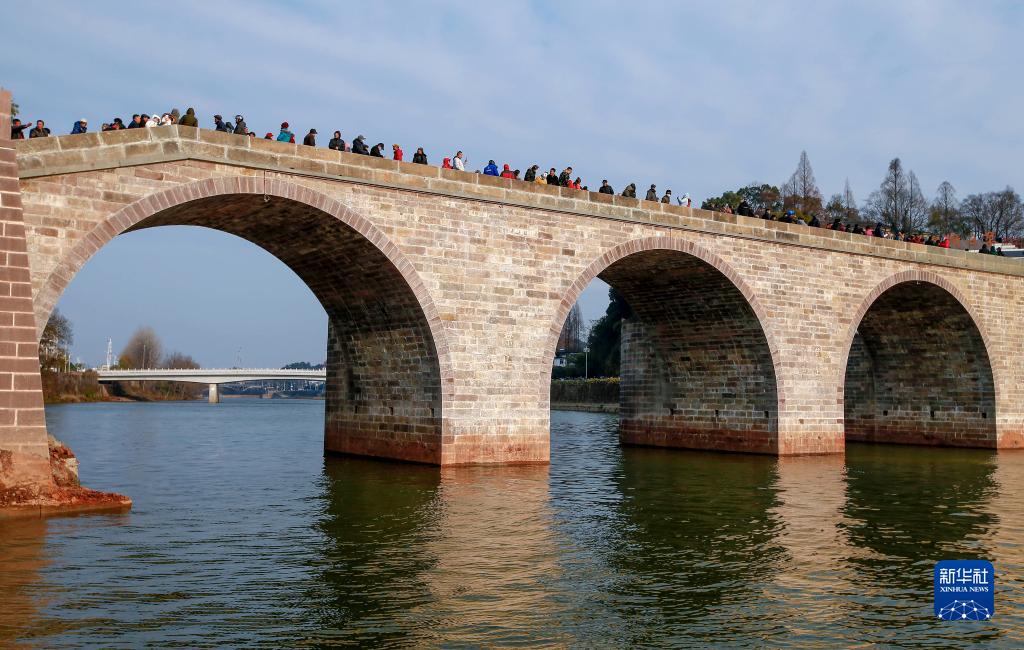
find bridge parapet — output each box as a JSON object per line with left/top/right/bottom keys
{"left": 15, "top": 127, "right": 1024, "bottom": 279}
{"left": 96, "top": 368, "right": 327, "bottom": 384}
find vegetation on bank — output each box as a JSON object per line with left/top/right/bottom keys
{"left": 551, "top": 377, "right": 619, "bottom": 404}
{"left": 39, "top": 311, "right": 203, "bottom": 404}
{"left": 42, "top": 370, "right": 108, "bottom": 403}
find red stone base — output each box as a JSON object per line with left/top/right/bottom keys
{"left": 324, "top": 424, "right": 442, "bottom": 464}
{"left": 0, "top": 485, "right": 132, "bottom": 519}
{"left": 440, "top": 431, "right": 549, "bottom": 465}
{"left": 845, "top": 426, "right": 997, "bottom": 449}
{"left": 621, "top": 420, "right": 845, "bottom": 456}
{"left": 0, "top": 441, "right": 132, "bottom": 520}
{"left": 777, "top": 430, "right": 844, "bottom": 455}
{"left": 620, "top": 419, "right": 778, "bottom": 454}
{"left": 997, "top": 430, "right": 1024, "bottom": 450}
{"left": 325, "top": 424, "right": 551, "bottom": 466}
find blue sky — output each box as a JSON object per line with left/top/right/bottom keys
{"left": 3, "top": 1, "right": 1022, "bottom": 367}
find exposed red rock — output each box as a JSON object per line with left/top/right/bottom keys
{"left": 0, "top": 438, "right": 131, "bottom": 518}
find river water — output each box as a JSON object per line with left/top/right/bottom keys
{"left": 1, "top": 400, "right": 1022, "bottom": 647}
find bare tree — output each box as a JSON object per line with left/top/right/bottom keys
{"left": 842, "top": 178, "right": 860, "bottom": 223}
{"left": 160, "top": 352, "right": 202, "bottom": 399}
{"left": 39, "top": 309, "right": 73, "bottom": 372}
{"left": 824, "top": 193, "right": 845, "bottom": 223}
{"left": 557, "top": 303, "right": 583, "bottom": 354}
{"left": 120, "top": 326, "right": 163, "bottom": 369}
{"left": 929, "top": 181, "right": 965, "bottom": 236}
{"left": 863, "top": 158, "right": 922, "bottom": 232}
{"left": 962, "top": 187, "right": 1024, "bottom": 240}
{"left": 907, "top": 171, "right": 930, "bottom": 232}
{"left": 781, "top": 151, "right": 823, "bottom": 216}
{"left": 163, "top": 351, "right": 200, "bottom": 370}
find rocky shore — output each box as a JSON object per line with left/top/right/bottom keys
{"left": 0, "top": 436, "right": 131, "bottom": 519}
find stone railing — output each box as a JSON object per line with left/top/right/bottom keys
{"left": 14, "top": 126, "right": 1024, "bottom": 277}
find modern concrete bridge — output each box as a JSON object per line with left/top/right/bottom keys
{"left": 96, "top": 368, "right": 326, "bottom": 402}
{"left": 3, "top": 87, "right": 1024, "bottom": 500}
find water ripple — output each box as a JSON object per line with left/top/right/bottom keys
{"left": 0, "top": 402, "right": 1019, "bottom": 647}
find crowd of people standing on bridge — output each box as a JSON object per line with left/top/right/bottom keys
{"left": 11, "top": 105, "right": 1000, "bottom": 254}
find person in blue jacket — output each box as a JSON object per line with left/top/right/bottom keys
{"left": 71, "top": 119, "right": 88, "bottom": 134}
{"left": 276, "top": 122, "right": 294, "bottom": 142}
{"left": 482, "top": 159, "right": 499, "bottom": 176}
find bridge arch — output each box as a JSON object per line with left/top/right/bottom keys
{"left": 839, "top": 270, "right": 998, "bottom": 447}
{"left": 545, "top": 236, "right": 783, "bottom": 453}
{"left": 38, "top": 175, "right": 452, "bottom": 463}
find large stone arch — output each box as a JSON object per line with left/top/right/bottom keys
{"left": 36, "top": 175, "right": 453, "bottom": 464}
{"left": 544, "top": 236, "right": 784, "bottom": 453}
{"left": 839, "top": 270, "right": 998, "bottom": 447}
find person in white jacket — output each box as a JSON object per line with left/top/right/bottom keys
{"left": 452, "top": 151, "right": 466, "bottom": 171}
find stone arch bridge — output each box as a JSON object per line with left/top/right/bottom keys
{"left": 2, "top": 90, "right": 1023, "bottom": 497}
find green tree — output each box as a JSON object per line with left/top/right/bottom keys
{"left": 583, "top": 287, "right": 632, "bottom": 377}
{"left": 737, "top": 183, "right": 782, "bottom": 213}
{"left": 701, "top": 190, "right": 741, "bottom": 211}
{"left": 703, "top": 183, "right": 781, "bottom": 214}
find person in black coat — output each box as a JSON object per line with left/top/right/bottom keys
{"left": 352, "top": 136, "right": 369, "bottom": 155}
{"left": 329, "top": 131, "right": 346, "bottom": 151}
{"left": 599, "top": 180, "right": 614, "bottom": 194}
{"left": 303, "top": 129, "right": 317, "bottom": 146}
{"left": 546, "top": 168, "right": 559, "bottom": 185}
{"left": 370, "top": 142, "right": 385, "bottom": 157}
{"left": 412, "top": 147, "right": 428, "bottom": 164}
{"left": 524, "top": 165, "right": 538, "bottom": 182}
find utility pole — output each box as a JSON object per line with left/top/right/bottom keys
{"left": 104, "top": 338, "right": 113, "bottom": 371}
{"left": 585, "top": 346, "right": 590, "bottom": 380}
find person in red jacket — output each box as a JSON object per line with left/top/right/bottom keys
{"left": 499, "top": 163, "right": 515, "bottom": 179}
{"left": 939, "top": 236, "right": 950, "bottom": 248}
{"left": 392, "top": 144, "right": 404, "bottom": 161}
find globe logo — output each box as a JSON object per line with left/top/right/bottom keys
{"left": 937, "top": 599, "right": 991, "bottom": 621}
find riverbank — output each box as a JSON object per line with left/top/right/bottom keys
{"left": 550, "top": 378, "right": 619, "bottom": 412}
{"left": 42, "top": 371, "right": 203, "bottom": 405}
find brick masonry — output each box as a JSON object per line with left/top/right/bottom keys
{"left": 611, "top": 251, "right": 778, "bottom": 453}
{"left": 5, "top": 124, "right": 1024, "bottom": 474}
{"left": 844, "top": 280, "right": 997, "bottom": 447}
{"left": 0, "top": 88, "right": 53, "bottom": 491}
